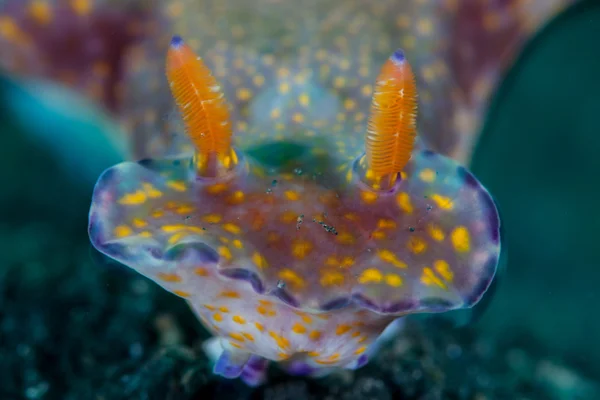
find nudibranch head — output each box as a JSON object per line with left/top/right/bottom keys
{"left": 89, "top": 36, "right": 501, "bottom": 384}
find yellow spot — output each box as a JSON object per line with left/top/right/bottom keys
{"left": 299, "top": 93, "right": 310, "bottom": 107}
{"left": 451, "top": 226, "right": 471, "bottom": 252}
{"left": 113, "top": 225, "right": 133, "bottom": 238}
{"left": 237, "top": 88, "right": 252, "bottom": 101}
{"left": 419, "top": 168, "right": 436, "bottom": 182}
{"left": 291, "top": 239, "right": 313, "bottom": 260}
{"left": 252, "top": 252, "right": 269, "bottom": 270}
{"left": 232, "top": 315, "right": 246, "bottom": 324}
{"left": 206, "top": 183, "right": 229, "bottom": 195}
{"left": 174, "top": 205, "right": 194, "bottom": 215}
{"left": 279, "top": 210, "right": 297, "bottom": 224}
{"left": 258, "top": 300, "right": 273, "bottom": 306}
{"left": 226, "top": 191, "right": 245, "bottom": 205}
{"left": 268, "top": 331, "right": 290, "bottom": 350}
{"left": 203, "top": 214, "right": 222, "bottom": 224}
{"left": 377, "top": 219, "right": 397, "bottom": 230}
{"left": 320, "top": 271, "right": 345, "bottom": 287}
{"left": 292, "top": 113, "right": 305, "bottom": 123}
{"left": 372, "top": 230, "right": 386, "bottom": 240}
{"left": 150, "top": 210, "right": 164, "bottom": 218}
{"left": 421, "top": 267, "right": 447, "bottom": 289}
{"left": 309, "top": 331, "right": 322, "bottom": 341}
{"left": 358, "top": 269, "right": 383, "bottom": 284}
{"left": 279, "top": 82, "right": 290, "bottom": 94}
{"left": 139, "top": 231, "right": 152, "bottom": 238}
{"left": 336, "top": 324, "right": 352, "bottom": 335}
{"left": 161, "top": 225, "right": 205, "bottom": 234}
{"left": 361, "top": 84, "right": 373, "bottom": 97}
{"left": 220, "top": 290, "right": 240, "bottom": 299}
{"left": 142, "top": 183, "right": 163, "bottom": 198}
{"left": 255, "top": 322, "right": 264, "bottom": 332}
{"left": 343, "top": 213, "right": 359, "bottom": 222}
{"left": 219, "top": 307, "right": 229, "bottom": 313}
{"left": 292, "top": 323, "right": 306, "bottom": 334}
{"left": 378, "top": 249, "right": 407, "bottom": 268}
{"left": 385, "top": 273, "right": 403, "bottom": 287}
{"left": 270, "top": 107, "right": 281, "bottom": 119}
{"left": 355, "top": 346, "right": 367, "bottom": 355}
{"left": 407, "top": 237, "right": 428, "bottom": 254}
{"left": 232, "top": 239, "right": 243, "bottom": 249}
{"left": 157, "top": 273, "right": 182, "bottom": 283}
{"left": 243, "top": 332, "right": 255, "bottom": 341}
{"left": 222, "top": 223, "right": 241, "bottom": 235}
{"left": 396, "top": 192, "right": 413, "bottom": 214}
{"left": 431, "top": 194, "right": 454, "bottom": 210}
{"left": 119, "top": 191, "right": 146, "bottom": 205}
{"left": 360, "top": 190, "right": 379, "bottom": 204}
{"left": 29, "top": 1, "right": 53, "bottom": 25}
{"left": 336, "top": 231, "right": 356, "bottom": 245}
{"left": 427, "top": 224, "right": 445, "bottom": 241}
{"left": 315, "top": 353, "right": 341, "bottom": 365}
{"left": 71, "top": 0, "right": 92, "bottom": 16}
{"left": 213, "top": 313, "right": 223, "bottom": 321}
{"left": 278, "top": 269, "right": 305, "bottom": 289}
{"left": 229, "top": 341, "right": 243, "bottom": 349}
{"left": 204, "top": 304, "right": 216, "bottom": 311}
{"left": 344, "top": 99, "right": 356, "bottom": 110}
{"left": 229, "top": 332, "right": 246, "bottom": 342}
{"left": 173, "top": 290, "right": 190, "bottom": 297}
{"left": 284, "top": 190, "right": 300, "bottom": 201}
{"left": 308, "top": 351, "right": 320, "bottom": 357}
{"left": 253, "top": 75, "right": 265, "bottom": 86}
{"left": 166, "top": 181, "right": 186, "bottom": 192}
{"left": 434, "top": 260, "right": 453, "bottom": 282}
{"left": 194, "top": 267, "right": 208, "bottom": 276}
{"left": 132, "top": 218, "right": 148, "bottom": 228}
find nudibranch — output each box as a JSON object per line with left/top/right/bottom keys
{"left": 89, "top": 35, "right": 501, "bottom": 385}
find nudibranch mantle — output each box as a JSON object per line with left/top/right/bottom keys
{"left": 88, "top": 36, "right": 501, "bottom": 384}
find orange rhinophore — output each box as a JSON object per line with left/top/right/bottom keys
{"left": 166, "top": 35, "right": 237, "bottom": 177}
{"left": 365, "top": 49, "right": 418, "bottom": 189}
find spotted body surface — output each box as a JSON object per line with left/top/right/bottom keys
{"left": 89, "top": 36, "right": 501, "bottom": 385}
{"left": 122, "top": 0, "right": 574, "bottom": 163}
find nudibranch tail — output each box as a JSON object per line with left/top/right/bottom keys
{"left": 166, "top": 35, "right": 237, "bottom": 177}
{"left": 365, "top": 49, "right": 418, "bottom": 189}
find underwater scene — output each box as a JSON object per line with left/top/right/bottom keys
{"left": 0, "top": 0, "right": 598, "bottom": 399}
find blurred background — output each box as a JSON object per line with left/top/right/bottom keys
{"left": 0, "top": 0, "right": 598, "bottom": 398}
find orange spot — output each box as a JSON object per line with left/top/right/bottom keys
{"left": 29, "top": 1, "right": 52, "bottom": 25}
{"left": 291, "top": 239, "right": 313, "bottom": 260}
{"left": 309, "top": 331, "right": 322, "bottom": 341}
{"left": 229, "top": 332, "right": 245, "bottom": 342}
{"left": 292, "top": 323, "right": 306, "bottom": 334}
{"left": 173, "top": 290, "right": 190, "bottom": 297}
{"left": 71, "top": 0, "right": 92, "bottom": 16}
{"left": 278, "top": 269, "right": 306, "bottom": 289}
{"left": 194, "top": 267, "right": 209, "bottom": 276}
{"left": 407, "top": 237, "right": 427, "bottom": 254}
{"left": 284, "top": 190, "right": 300, "bottom": 201}
{"left": 232, "top": 315, "right": 246, "bottom": 324}
{"left": 157, "top": 273, "right": 182, "bottom": 283}
{"left": 335, "top": 324, "right": 352, "bottom": 335}
{"left": 222, "top": 223, "right": 241, "bottom": 234}
{"left": 254, "top": 322, "right": 264, "bottom": 332}
{"left": 220, "top": 291, "right": 241, "bottom": 298}
{"left": 206, "top": 183, "right": 229, "bottom": 194}
{"left": 213, "top": 313, "right": 223, "bottom": 321}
